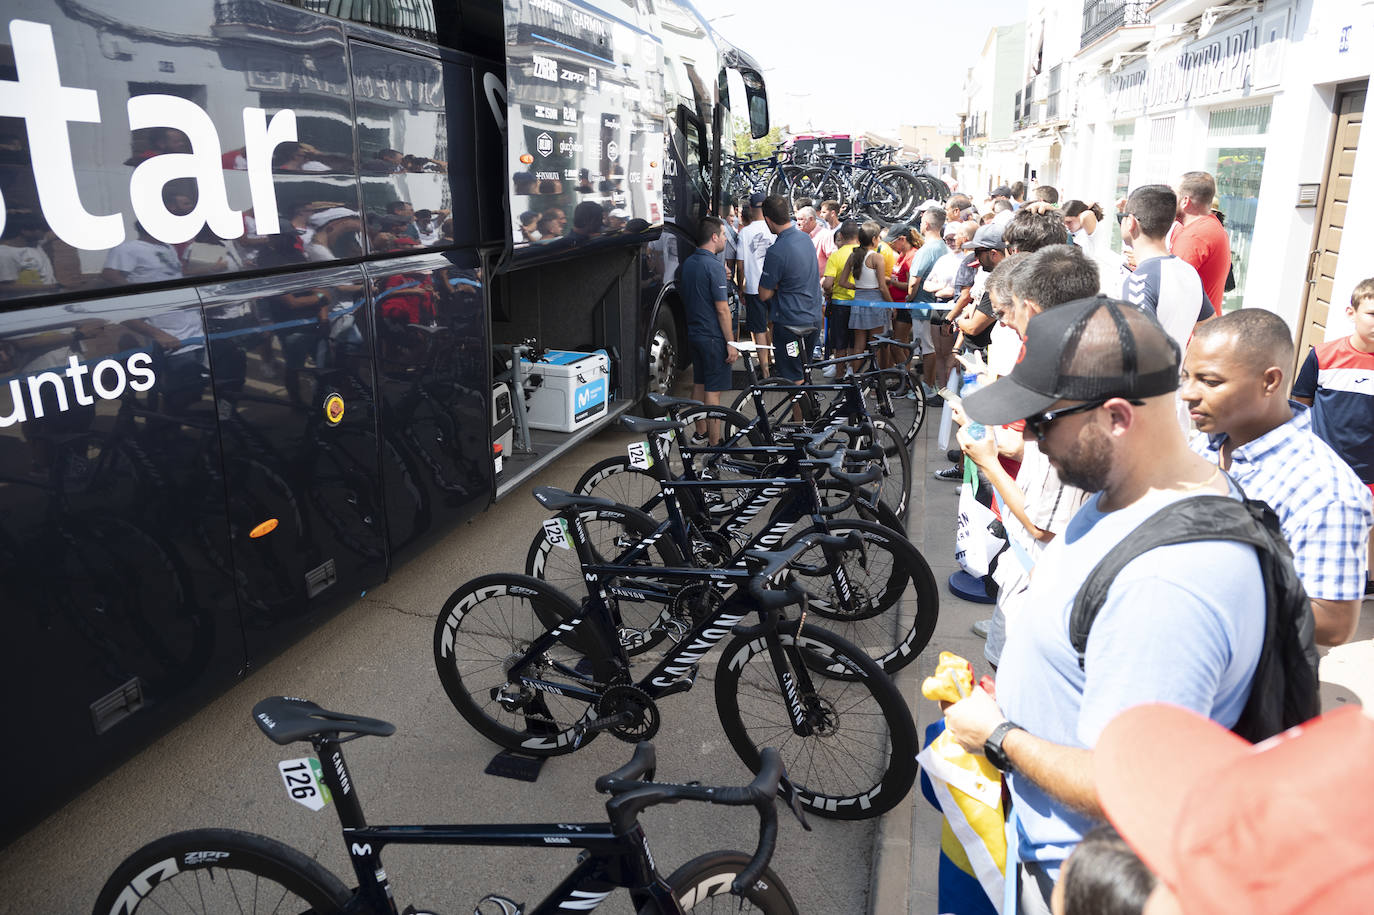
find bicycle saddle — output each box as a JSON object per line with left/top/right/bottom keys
{"left": 252, "top": 697, "right": 396, "bottom": 744}
{"left": 645, "top": 393, "right": 701, "bottom": 412}
{"left": 532, "top": 485, "right": 621, "bottom": 511}
{"left": 620, "top": 415, "right": 686, "bottom": 435}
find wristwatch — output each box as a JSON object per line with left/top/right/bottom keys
{"left": 984, "top": 721, "right": 1024, "bottom": 773}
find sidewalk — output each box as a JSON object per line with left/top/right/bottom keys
{"left": 869, "top": 407, "right": 1374, "bottom": 914}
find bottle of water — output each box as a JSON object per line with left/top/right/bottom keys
{"left": 962, "top": 372, "right": 986, "bottom": 441}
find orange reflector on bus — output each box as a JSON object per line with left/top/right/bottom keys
{"left": 519, "top": 153, "right": 534, "bottom": 164}
{"left": 250, "top": 519, "right": 279, "bottom": 539}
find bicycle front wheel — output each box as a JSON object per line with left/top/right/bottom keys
{"left": 715, "top": 620, "right": 918, "bottom": 820}
{"left": 434, "top": 574, "right": 617, "bottom": 755}
{"left": 867, "top": 417, "right": 911, "bottom": 518}
{"left": 667, "top": 851, "right": 800, "bottom": 914}
{"left": 92, "top": 828, "right": 351, "bottom": 915}
{"left": 783, "top": 519, "right": 939, "bottom": 675}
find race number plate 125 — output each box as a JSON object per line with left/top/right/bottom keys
{"left": 278, "top": 758, "right": 331, "bottom": 811}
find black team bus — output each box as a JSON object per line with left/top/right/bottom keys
{"left": 0, "top": 0, "right": 769, "bottom": 839}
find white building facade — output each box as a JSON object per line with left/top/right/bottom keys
{"left": 1022, "top": 0, "right": 1371, "bottom": 355}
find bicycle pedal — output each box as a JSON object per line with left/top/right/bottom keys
{"left": 655, "top": 663, "right": 699, "bottom": 697}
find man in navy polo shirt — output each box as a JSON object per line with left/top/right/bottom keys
{"left": 682, "top": 216, "right": 739, "bottom": 444}
{"left": 756, "top": 195, "right": 823, "bottom": 383}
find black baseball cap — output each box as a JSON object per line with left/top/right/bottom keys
{"left": 748, "top": 191, "right": 766, "bottom": 208}
{"left": 962, "top": 295, "right": 1182, "bottom": 426}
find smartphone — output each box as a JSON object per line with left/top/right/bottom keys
{"left": 937, "top": 387, "right": 962, "bottom": 407}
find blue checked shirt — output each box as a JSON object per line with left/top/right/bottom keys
{"left": 1192, "top": 404, "right": 1374, "bottom": 601}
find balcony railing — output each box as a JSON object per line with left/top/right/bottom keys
{"left": 1081, "top": 0, "right": 1149, "bottom": 49}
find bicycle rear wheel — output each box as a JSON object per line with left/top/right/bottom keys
{"left": 668, "top": 851, "right": 800, "bottom": 914}
{"left": 862, "top": 417, "right": 911, "bottom": 518}
{"left": 715, "top": 620, "right": 918, "bottom": 820}
{"left": 525, "top": 504, "right": 684, "bottom": 654}
{"left": 92, "top": 828, "right": 351, "bottom": 915}
{"left": 434, "top": 574, "right": 617, "bottom": 755}
{"left": 730, "top": 381, "right": 817, "bottom": 437}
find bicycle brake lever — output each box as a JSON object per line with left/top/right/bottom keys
{"left": 778, "top": 776, "right": 812, "bottom": 832}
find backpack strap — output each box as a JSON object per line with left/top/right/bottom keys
{"left": 1069, "top": 494, "right": 1270, "bottom": 670}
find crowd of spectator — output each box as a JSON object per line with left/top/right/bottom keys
{"left": 693, "top": 171, "right": 1374, "bottom": 913}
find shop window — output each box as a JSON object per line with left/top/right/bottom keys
{"left": 1208, "top": 146, "right": 1266, "bottom": 312}
{"left": 1208, "top": 104, "right": 1272, "bottom": 138}
{"left": 1112, "top": 122, "right": 1135, "bottom": 142}
{"left": 1111, "top": 148, "right": 1133, "bottom": 254}
{"left": 1147, "top": 116, "right": 1174, "bottom": 182}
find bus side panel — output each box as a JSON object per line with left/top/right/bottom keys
{"left": 197, "top": 267, "right": 388, "bottom": 666}
{"left": 0, "top": 291, "right": 245, "bottom": 840}
{"left": 368, "top": 250, "right": 492, "bottom": 559}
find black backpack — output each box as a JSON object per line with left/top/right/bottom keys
{"left": 1069, "top": 492, "right": 1321, "bottom": 744}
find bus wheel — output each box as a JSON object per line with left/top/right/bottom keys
{"left": 647, "top": 307, "right": 679, "bottom": 396}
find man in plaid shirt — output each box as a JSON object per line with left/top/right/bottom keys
{"left": 1181, "top": 308, "right": 1373, "bottom": 645}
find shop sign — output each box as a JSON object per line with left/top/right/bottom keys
{"left": 1107, "top": 15, "right": 1286, "bottom": 118}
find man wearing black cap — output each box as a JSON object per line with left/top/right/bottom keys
{"left": 939, "top": 296, "right": 1265, "bottom": 911}
{"left": 951, "top": 222, "right": 1005, "bottom": 351}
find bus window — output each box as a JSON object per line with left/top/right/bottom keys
{"left": 502, "top": 0, "right": 665, "bottom": 258}
{"left": 351, "top": 44, "right": 476, "bottom": 252}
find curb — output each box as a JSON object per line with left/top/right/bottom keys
{"left": 868, "top": 661, "right": 921, "bottom": 913}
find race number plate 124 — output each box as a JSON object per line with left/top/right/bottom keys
{"left": 627, "top": 440, "right": 654, "bottom": 469}
{"left": 278, "top": 758, "right": 331, "bottom": 811}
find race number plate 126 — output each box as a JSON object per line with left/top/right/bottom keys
{"left": 278, "top": 758, "right": 331, "bottom": 811}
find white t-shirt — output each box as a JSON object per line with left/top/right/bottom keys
{"left": 738, "top": 220, "right": 775, "bottom": 295}
{"left": 988, "top": 322, "right": 1022, "bottom": 378}
{"left": 925, "top": 251, "right": 962, "bottom": 296}
{"left": 103, "top": 238, "right": 183, "bottom": 283}
{"left": 0, "top": 244, "right": 55, "bottom": 285}
{"left": 1073, "top": 223, "right": 1119, "bottom": 294}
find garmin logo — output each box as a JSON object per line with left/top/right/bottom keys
{"left": 0, "top": 19, "right": 295, "bottom": 250}
{"left": 2, "top": 353, "right": 156, "bottom": 427}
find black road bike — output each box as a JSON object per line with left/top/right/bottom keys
{"left": 435, "top": 527, "right": 920, "bottom": 820}
{"left": 94, "top": 699, "right": 806, "bottom": 914}
{"left": 543, "top": 419, "right": 939, "bottom": 675}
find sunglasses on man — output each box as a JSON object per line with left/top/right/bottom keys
{"left": 1023, "top": 397, "right": 1145, "bottom": 440}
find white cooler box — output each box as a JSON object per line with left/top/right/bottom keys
{"left": 521, "top": 350, "right": 610, "bottom": 433}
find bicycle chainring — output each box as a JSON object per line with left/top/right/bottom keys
{"left": 597, "top": 684, "right": 660, "bottom": 742}
{"left": 670, "top": 583, "right": 724, "bottom": 625}
{"left": 689, "top": 530, "right": 733, "bottom": 568}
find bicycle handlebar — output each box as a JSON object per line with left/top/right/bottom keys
{"left": 595, "top": 744, "right": 804, "bottom": 896}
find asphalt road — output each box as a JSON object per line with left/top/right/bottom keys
{"left": 0, "top": 422, "right": 885, "bottom": 914}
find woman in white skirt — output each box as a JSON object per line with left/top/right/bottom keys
{"left": 835, "top": 226, "right": 892, "bottom": 361}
